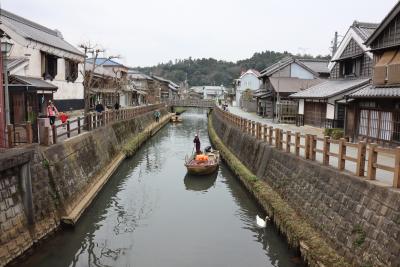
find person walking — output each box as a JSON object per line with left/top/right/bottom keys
{"left": 154, "top": 110, "right": 160, "bottom": 123}
{"left": 193, "top": 134, "right": 201, "bottom": 154}
{"left": 95, "top": 101, "right": 104, "bottom": 113}
{"left": 47, "top": 100, "right": 58, "bottom": 126}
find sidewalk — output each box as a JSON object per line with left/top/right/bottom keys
{"left": 228, "top": 106, "right": 395, "bottom": 186}
{"left": 229, "top": 106, "right": 324, "bottom": 137}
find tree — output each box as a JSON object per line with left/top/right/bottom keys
{"left": 79, "top": 42, "right": 119, "bottom": 116}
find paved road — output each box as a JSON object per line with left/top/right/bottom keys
{"left": 229, "top": 106, "right": 395, "bottom": 186}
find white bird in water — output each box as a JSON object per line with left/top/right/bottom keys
{"left": 256, "top": 215, "right": 270, "bottom": 228}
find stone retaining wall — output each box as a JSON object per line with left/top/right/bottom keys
{"left": 211, "top": 110, "right": 400, "bottom": 267}
{"left": 0, "top": 108, "right": 169, "bottom": 267}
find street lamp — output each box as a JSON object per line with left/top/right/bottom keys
{"left": 1, "top": 34, "right": 13, "bottom": 127}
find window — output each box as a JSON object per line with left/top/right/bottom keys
{"left": 42, "top": 53, "right": 58, "bottom": 80}
{"left": 65, "top": 59, "right": 79, "bottom": 82}
{"left": 340, "top": 58, "right": 362, "bottom": 78}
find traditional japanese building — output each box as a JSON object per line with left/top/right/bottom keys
{"left": 349, "top": 2, "right": 400, "bottom": 145}
{"left": 85, "top": 58, "right": 134, "bottom": 109}
{"left": 256, "top": 56, "right": 325, "bottom": 121}
{"left": 0, "top": 9, "right": 85, "bottom": 142}
{"left": 290, "top": 21, "right": 378, "bottom": 129}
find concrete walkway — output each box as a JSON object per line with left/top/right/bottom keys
{"left": 229, "top": 106, "right": 396, "bottom": 186}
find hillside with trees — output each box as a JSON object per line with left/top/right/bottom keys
{"left": 137, "top": 50, "right": 330, "bottom": 87}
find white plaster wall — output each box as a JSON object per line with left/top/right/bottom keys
{"left": 239, "top": 74, "right": 261, "bottom": 92}
{"left": 291, "top": 63, "right": 314, "bottom": 79}
{"left": 55, "top": 58, "right": 65, "bottom": 80}
{"left": 9, "top": 42, "right": 42, "bottom": 77}
{"left": 51, "top": 64, "right": 84, "bottom": 100}
{"left": 298, "top": 99, "right": 304, "bottom": 114}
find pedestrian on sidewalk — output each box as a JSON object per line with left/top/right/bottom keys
{"left": 154, "top": 110, "right": 160, "bottom": 123}
{"left": 47, "top": 100, "right": 58, "bottom": 126}
{"left": 95, "top": 101, "right": 104, "bottom": 113}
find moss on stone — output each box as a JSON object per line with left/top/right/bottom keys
{"left": 208, "top": 114, "right": 350, "bottom": 267}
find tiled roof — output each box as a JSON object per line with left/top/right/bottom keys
{"left": 6, "top": 57, "right": 29, "bottom": 71}
{"left": 86, "top": 58, "right": 125, "bottom": 67}
{"left": 269, "top": 77, "right": 323, "bottom": 93}
{"left": 352, "top": 21, "right": 379, "bottom": 41}
{"left": 365, "top": 1, "right": 400, "bottom": 46}
{"left": 128, "top": 70, "right": 153, "bottom": 80}
{"left": 299, "top": 59, "right": 330, "bottom": 74}
{"left": 240, "top": 69, "right": 260, "bottom": 78}
{"left": 259, "top": 56, "right": 294, "bottom": 77}
{"left": 1, "top": 9, "right": 83, "bottom": 57}
{"left": 12, "top": 75, "right": 58, "bottom": 90}
{"left": 351, "top": 85, "right": 400, "bottom": 98}
{"left": 259, "top": 56, "right": 319, "bottom": 78}
{"left": 290, "top": 78, "right": 370, "bottom": 99}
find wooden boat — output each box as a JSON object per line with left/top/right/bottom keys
{"left": 170, "top": 114, "right": 182, "bottom": 122}
{"left": 185, "top": 150, "right": 220, "bottom": 175}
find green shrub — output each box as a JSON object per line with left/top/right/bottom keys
{"left": 324, "top": 128, "right": 344, "bottom": 140}
{"left": 324, "top": 128, "right": 333, "bottom": 136}
{"left": 331, "top": 129, "right": 344, "bottom": 140}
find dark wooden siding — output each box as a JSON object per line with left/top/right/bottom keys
{"left": 341, "top": 38, "right": 364, "bottom": 58}
{"left": 330, "top": 55, "right": 372, "bottom": 79}
{"left": 304, "top": 101, "right": 326, "bottom": 127}
{"left": 370, "top": 12, "right": 400, "bottom": 50}
{"left": 330, "top": 38, "right": 373, "bottom": 79}
{"left": 331, "top": 63, "right": 340, "bottom": 79}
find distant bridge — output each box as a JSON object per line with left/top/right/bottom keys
{"left": 168, "top": 99, "right": 216, "bottom": 108}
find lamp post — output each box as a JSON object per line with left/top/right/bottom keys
{"left": 1, "top": 34, "right": 13, "bottom": 147}
{"left": 1, "top": 34, "right": 13, "bottom": 126}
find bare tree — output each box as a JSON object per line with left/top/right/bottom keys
{"left": 79, "top": 42, "right": 119, "bottom": 116}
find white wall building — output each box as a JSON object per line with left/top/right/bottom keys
{"left": 203, "top": 85, "right": 225, "bottom": 100}
{"left": 235, "top": 69, "right": 261, "bottom": 106}
{"left": 1, "top": 9, "right": 85, "bottom": 112}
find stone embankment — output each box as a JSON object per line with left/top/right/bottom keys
{"left": 0, "top": 108, "right": 171, "bottom": 267}
{"left": 209, "top": 109, "right": 400, "bottom": 267}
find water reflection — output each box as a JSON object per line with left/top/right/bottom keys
{"left": 183, "top": 172, "right": 218, "bottom": 192}
{"left": 19, "top": 108, "right": 304, "bottom": 267}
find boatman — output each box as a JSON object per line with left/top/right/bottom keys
{"left": 193, "top": 134, "right": 201, "bottom": 154}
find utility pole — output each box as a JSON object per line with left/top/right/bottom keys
{"left": 332, "top": 31, "right": 339, "bottom": 57}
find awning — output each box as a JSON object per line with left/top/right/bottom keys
{"left": 11, "top": 75, "right": 58, "bottom": 90}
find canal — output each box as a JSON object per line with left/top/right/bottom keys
{"left": 19, "top": 109, "right": 305, "bottom": 267}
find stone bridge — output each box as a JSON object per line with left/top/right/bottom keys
{"left": 168, "top": 99, "right": 216, "bottom": 108}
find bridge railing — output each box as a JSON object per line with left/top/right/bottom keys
{"left": 214, "top": 106, "right": 400, "bottom": 189}
{"left": 43, "top": 103, "right": 165, "bottom": 146}
{"left": 168, "top": 99, "right": 216, "bottom": 108}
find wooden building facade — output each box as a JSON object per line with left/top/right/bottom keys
{"left": 291, "top": 21, "right": 377, "bottom": 129}
{"left": 349, "top": 2, "right": 400, "bottom": 145}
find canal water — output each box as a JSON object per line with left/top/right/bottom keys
{"left": 20, "top": 109, "right": 305, "bottom": 267}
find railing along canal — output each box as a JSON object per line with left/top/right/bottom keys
{"left": 47, "top": 104, "right": 164, "bottom": 145}
{"left": 215, "top": 107, "right": 400, "bottom": 189}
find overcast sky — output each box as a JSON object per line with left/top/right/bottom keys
{"left": 3, "top": 0, "right": 398, "bottom": 67}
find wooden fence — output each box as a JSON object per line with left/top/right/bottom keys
{"left": 7, "top": 123, "right": 33, "bottom": 147}
{"left": 215, "top": 107, "right": 400, "bottom": 189}
{"left": 46, "top": 104, "right": 165, "bottom": 145}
